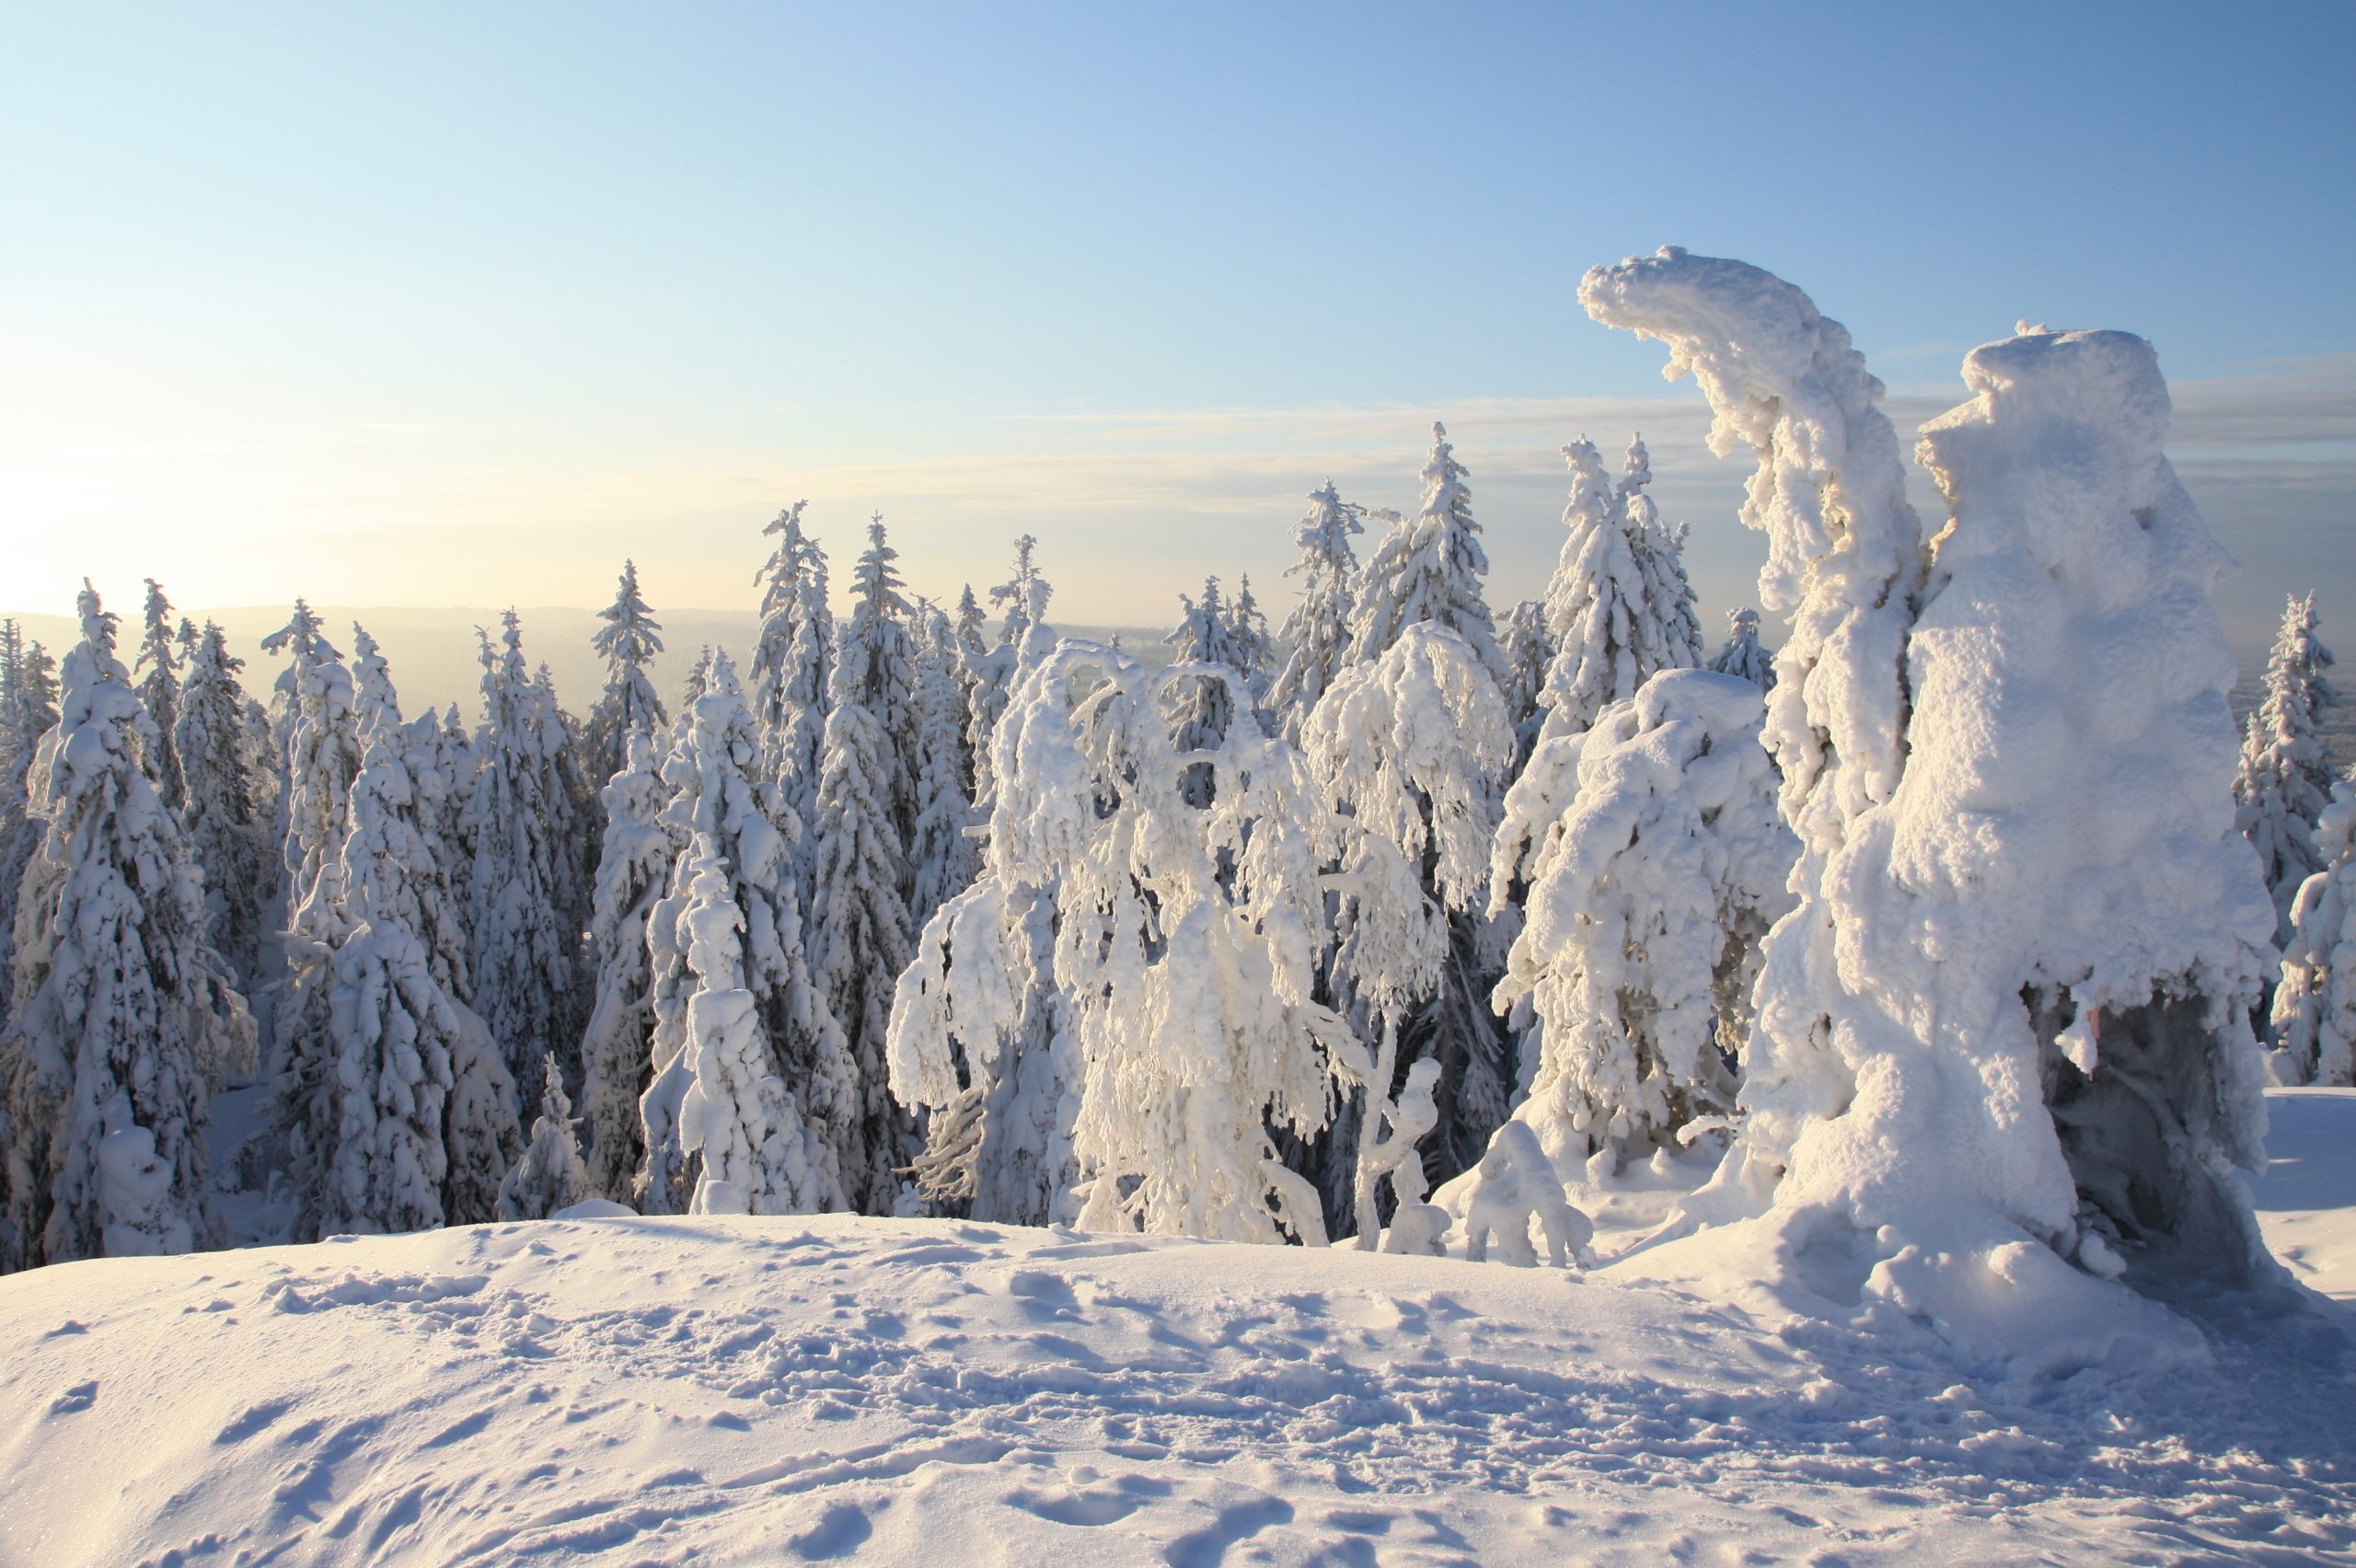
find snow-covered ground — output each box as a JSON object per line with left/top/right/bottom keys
{"left": 2, "top": 1091, "right": 2350, "bottom": 1568}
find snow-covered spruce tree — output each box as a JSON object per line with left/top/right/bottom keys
{"left": 269, "top": 628, "right": 365, "bottom": 1090}
{"left": 0, "top": 627, "right": 58, "bottom": 1021}
{"left": 895, "top": 641, "right": 1366, "bottom": 1243}
{"left": 1267, "top": 481, "right": 1366, "bottom": 739}
{"left": 748, "top": 502, "right": 835, "bottom": 857}
{"left": 1348, "top": 424, "right": 1510, "bottom": 686}
{"left": 1708, "top": 607, "right": 1775, "bottom": 691}
{"left": 260, "top": 598, "right": 342, "bottom": 758}
{"left": 1479, "top": 669, "right": 1795, "bottom": 1184}
{"left": 1302, "top": 623, "right": 1517, "bottom": 1206}
{"left": 497, "top": 1058, "right": 592, "bottom": 1221}
{"left": 576, "top": 731, "right": 679, "bottom": 1202}
{"left": 133, "top": 579, "right": 187, "bottom": 810}
{"left": 967, "top": 535, "right": 1057, "bottom": 817}
{"left": 1163, "top": 575, "right": 1250, "bottom": 806}
{"left": 3, "top": 584, "right": 252, "bottom": 1266}
{"left": 907, "top": 603, "right": 980, "bottom": 930}
{"left": 175, "top": 622, "right": 273, "bottom": 995}
{"left": 808, "top": 662, "right": 918, "bottom": 1215}
{"left": 1228, "top": 573, "right": 1276, "bottom": 703}
{"left": 669, "top": 836, "right": 837, "bottom": 1216}
{"left": 2272, "top": 781, "right": 2356, "bottom": 1085}
{"left": 1588, "top": 250, "right": 2278, "bottom": 1359}
{"left": 1533, "top": 437, "right": 1656, "bottom": 746}
{"left": 2235, "top": 593, "right": 2339, "bottom": 945}
{"left": 465, "top": 613, "right": 583, "bottom": 1115}
{"left": 583, "top": 559, "right": 667, "bottom": 790}
{"left": 838, "top": 515, "right": 923, "bottom": 856}
{"left": 680, "top": 644, "right": 713, "bottom": 708}
{"left": 1619, "top": 436, "right": 1705, "bottom": 674}
{"left": 1497, "top": 598, "right": 1553, "bottom": 747}
{"left": 636, "top": 651, "right": 849, "bottom": 1216}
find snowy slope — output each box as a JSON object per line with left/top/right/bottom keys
{"left": 1, "top": 1092, "right": 2351, "bottom": 1568}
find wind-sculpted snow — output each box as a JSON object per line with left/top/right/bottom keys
{"left": 2, "top": 1201, "right": 2350, "bottom": 1566}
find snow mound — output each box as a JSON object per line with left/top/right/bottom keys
{"left": 4, "top": 1192, "right": 2352, "bottom": 1566}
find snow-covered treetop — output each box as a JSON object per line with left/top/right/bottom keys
{"left": 1580, "top": 248, "right": 1925, "bottom": 849}
{"left": 1534, "top": 436, "right": 1650, "bottom": 744}
{"left": 1348, "top": 424, "right": 1508, "bottom": 686}
{"left": 351, "top": 623, "right": 402, "bottom": 735}
{"left": 595, "top": 559, "right": 665, "bottom": 672}
{"left": 988, "top": 535, "right": 1056, "bottom": 660}
{"left": 587, "top": 559, "right": 668, "bottom": 779}
{"left": 953, "top": 584, "right": 989, "bottom": 656}
{"left": 1269, "top": 481, "right": 1368, "bottom": 727}
{"left": 1166, "top": 577, "right": 1244, "bottom": 668}
{"left": 260, "top": 597, "right": 344, "bottom": 709}
{"left": 1708, "top": 607, "right": 1774, "bottom": 690}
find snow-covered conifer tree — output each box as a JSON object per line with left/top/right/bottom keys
{"left": 133, "top": 579, "right": 187, "bottom": 809}
{"left": 465, "top": 613, "right": 583, "bottom": 1113}
{"left": 1349, "top": 425, "right": 1509, "bottom": 686}
{"left": 0, "top": 627, "right": 56, "bottom": 1020}
{"left": 2272, "top": 781, "right": 2356, "bottom": 1086}
{"left": 1484, "top": 670, "right": 1795, "bottom": 1176}
{"left": 1708, "top": 607, "right": 1775, "bottom": 690}
{"left": 748, "top": 502, "right": 834, "bottom": 846}
{"left": 497, "top": 1059, "right": 592, "bottom": 1221}
{"left": 1228, "top": 573, "right": 1276, "bottom": 701}
{"left": 3, "top": 584, "right": 251, "bottom": 1266}
{"left": 1533, "top": 438, "right": 1656, "bottom": 744}
{"left": 576, "top": 731, "right": 679, "bottom": 1201}
{"left": 2235, "top": 593, "right": 2339, "bottom": 944}
{"left": 1163, "top": 576, "right": 1250, "bottom": 806}
{"left": 583, "top": 559, "right": 667, "bottom": 789}
{"left": 1587, "top": 250, "right": 2277, "bottom": 1356}
{"left": 837, "top": 514, "right": 922, "bottom": 849}
{"left": 907, "top": 604, "right": 980, "bottom": 929}
{"left": 1497, "top": 598, "right": 1553, "bottom": 747}
{"left": 1620, "top": 436, "right": 1705, "bottom": 674}
{"left": 967, "top": 535, "right": 1057, "bottom": 814}
{"left": 1267, "top": 481, "right": 1365, "bottom": 737}
{"left": 175, "top": 622, "right": 273, "bottom": 993}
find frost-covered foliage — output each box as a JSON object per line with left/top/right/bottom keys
{"left": 583, "top": 559, "right": 667, "bottom": 790}
{"left": 906, "top": 604, "right": 980, "bottom": 929}
{"left": 810, "top": 663, "right": 918, "bottom": 1216}
{"left": 1594, "top": 248, "right": 2274, "bottom": 1365}
{"left": 1349, "top": 424, "right": 1508, "bottom": 687}
{"left": 175, "top": 623, "right": 274, "bottom": 994}
{"left": 894, "top": 643, "right": 1365, "bottom": 1244}
{"left": 3, "top": 584, "right": 251, "bottom": 1268}
{"left": 1488, "top": 670, "right": 1795, "bottom": 1173}
{"left": 1496, "top": 598, "right": 1552, "bottom": 747}
{"left": 576, "top": 732, "right": 678, "bottom": 1201}
{"left": 1534, "top": 437, "right": 1656, "bottom": 744}
{"left": 637, "top": 652, "right": 848, "bottom": 1216}
{"left": 465, "top": 612, "right": 583, "bottom": 1113}
{"left": 967, "top": 536, "right": 1057, "bottom": 816}
{"left": 673, "top": 837, "right": 837, "bottom": 1216}
{"left": 1621, "top": 436, "right": 1705, "bottom": 674}
{"left": 1164, "top": 575, "right": 1251, "bottom": 805}
{"left": 2273, "top": 782, "right": 2356, "bottom": 1086}
{"left": 2235, "top": 594, "right": 2339, "bottom": 945}
{"left": 133, "top": 579, "right": 186, "bottom": 810}
{"left": 749, "top": 502, "right": 834, "bottom": 849}
{"left": 1301, "top": 623, "right": 1517, "bottom": 1185}
{"left": 1708, "top": 607, "right": 1775, "bottom": 690}
{"left": 497, "top": 1058, "right": 592, "bottom": 1221}
{"left": 1268, "top": 481, "right": 1366, "bottom": 736}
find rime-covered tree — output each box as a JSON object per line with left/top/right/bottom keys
{"left": 175, "top": 622, "right": 273, "bottom": 994}
{"left": 0, "top": 627, "right": 58, "bottom": 1020}
{"left": 1620, "top": 436, "right": 1705, "bottom": 674}
{"left": 2235, "top": 593, "right": 2339, "bottom": 945}
{"left": 837, "top": 515, "right": 922, "bottom": 851}
{"left": 1164, "top": 575, "right": 1251, "bottom": 806}
{"left": 497, "top": 1059, "right": 592, "bottom": 1220}
{"left": 968, "top": 535, "right": 1057, "bottom": 815}
{"left": 637, "top": 651, "right": 849, "bottom": 1215}
{"left": 1534, "top": 438, "right": 1655, "bottom": 744}
{"left": 465, "top": 613, "right": 583, "bottom": 1113}
{"left": 1497, "top": 599, "right": 1553, "bottom": 747}
{"left": 1483, "top": 670, "right": 1795, "bottom": 1179}
{"left": 576, "top": 731, "right": 679, "bottom": 1201}
{"left": 1268, "top": 482, "right": 1366, "bottom": 736}
{"left": 260, "top": 598, "right": 342, "bottom": 755}
{"left": 133, "top": 579, "right": 187, "bottom": 810}
{"left": 1229, "top": 573, "right": 1276, "bottom": 702}
{"left": 3, "top": 585, "right": 252, "bottom": 1267}
{"left": 1708, "top": 607, "right": 1775, "bottom": 690}
{"left": 907, "top": 604, "right": 980, "bottom": 929}
{"left": 2271, "top": 780, "right": 2356, "bottom": 1086}
{"left": 1349, "top": 424, "right": 1507, "bottom": 686}
{"left": 583, "top": 559, "right": 667, "bottom": 789}
{"left": 749, "top": 502, "right": 835, "bottom": 847}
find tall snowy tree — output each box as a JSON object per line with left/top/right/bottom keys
{"left": 1708, "top": 607, "right": 1775, "bottom": 690}
{"left": 175, "top": 622, "right": 273, "bottom": 994}
{"left": 1349, "top": 425, "right": 1508, "bottom": 684}
{"left": 3, "top": 584, "right": 252, "bottom": 1268}
{"left": 1619, "top": 436, "right": 1705, "bottom": 674}
{"left": 583, "top": 559, "right": 667, "bottom": 790}
{"left": 748, "top": 502, "right": 835, "bottom": 853}
{"left": 0, "top": 626, "right": 57, "bottom": 1021}
{"left": 1587, "top": 250, "right": 2277, "bottom": 1359}
{"left": 1496, "top": 599, "right": 1553, "bottom": 747}
{"left": 1228, "top": 573, "right": 1276, "bottom": 702}
{"left": 907, "top": 603, "right": 980, "bottom": 929}
{"left": 1533, "top": 438, "right": 1658, "bottom": 745}
{"left": 133, "top": 579, "right": 187, "bottom": 810}
{"left": 576, "top": 731, "right": 680, "bottom": 1202}
{"left": 1164, "top": 575, "right": 1251, "bottom": 806}
{"left": 968, "top": 535, "right": 1057, "bottom": 816}
{"left": 465, "top": 613, "right": 583, "bottom": 1114}
{"left": 837, "top": 515, "right": 923, "bottom": 852}
{"left": 1267, "top": 482, "right": 1365, "bottom": 738}
{"left": 2235, "top": 593, "right": 2339, "bottom": 945}
{"left": 2272, "top": 781, "right": 2356, "bottom": 1086}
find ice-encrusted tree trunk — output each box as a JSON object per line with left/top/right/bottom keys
{"left": 2272, "top": 782, "right": 2356, "bottom": 1086}
{"left": 636, "top": 652, "right": 849, "bottom": 1216}
{"left": 1302, "top": 624, "right": 1517, "bottom": 1204}
{"left": 465, "top": 613, "right": 583, "bottom": 1117}
{"left": 895, "top": 642, "right": 1365, "bottom": 1244}
{"left": 1708, "top": 607, "right": 1776, "bottom": 691}
{"left": 749, "top": 502, "right": 834, "bottom": 871}
{"left": 2235, "top": 593, "right": 2339, "bottom": 947}
{"left": 1268, "top": 481, "right": 1366, "bottom": 740}
{"left": 576, "top": 731, "right": 679, "bottom": 1202}
{"left": 1534, "top": 437, "right": 1657, "bottom": 745}
{"left": 583, "top": 559, "right": 667, "bottom": 791}
{"left": 1482, "top": 670, "right": 1795, "bottom": 1180}
{"left": 133, "top": 579, "right": 187, "bottom": 811}
{"left": 176, "top": 622, "right": 274, "bottom": 997}
{"left": 3, "top": 585, "right": 252, "bottom": 1268}
{"left": 907, "top": 603, "right": 980, "bottom": 930}
{"left": 1587, "top": 249, "right": 2277, "bottom": 1361}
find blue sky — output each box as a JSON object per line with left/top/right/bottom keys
{"left": 4, "top": 1, "right": 2351, "bottom": 654}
